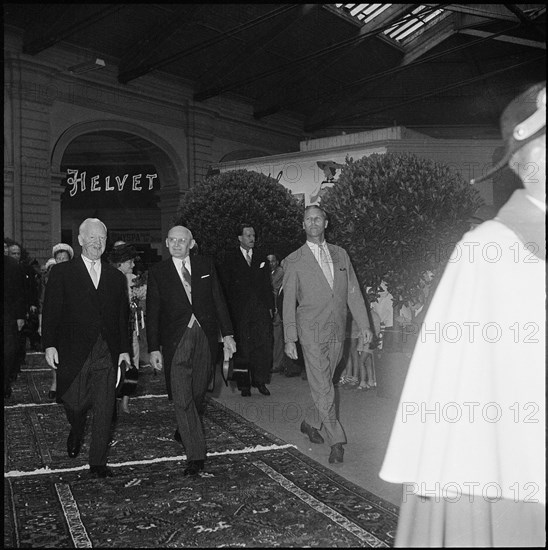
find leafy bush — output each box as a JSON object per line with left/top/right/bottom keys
{"left": 175, "top": 169, "right": 304, "bottom": 262}
{"left": 321, "top": 152, "right": 482, "bottom": 305}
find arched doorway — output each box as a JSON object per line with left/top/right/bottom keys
{"left": 51, "top": 121, "right": 186, "bottom": 264}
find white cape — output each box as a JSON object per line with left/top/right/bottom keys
{"left": 379, "top": 220, "right": 545, "bottom": 504}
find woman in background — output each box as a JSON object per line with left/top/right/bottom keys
{"left": 109, "top": 242, "right": 147, "bottom": 413}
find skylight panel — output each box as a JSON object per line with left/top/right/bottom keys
{"left": 335, "top": 3, "right": 447, "bottom": 43}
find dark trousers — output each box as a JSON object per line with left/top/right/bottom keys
{"left": 62, "top": 336, "right": 116, "bottom": 466}
{"left": 235, "top": 310, "right": 272, "bottom": 389}
{"left": 4, "top": 320, "right": 19, "bottom": 391}
{"left": 170, "top": 323, "right": 211, "bottom": 461}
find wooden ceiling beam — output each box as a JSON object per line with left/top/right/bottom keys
{"left": 458, "top": 29, "right": 546, "bottom": 49}
{"left": 23, "top": 5, "right": 125, "bottom": 55}
{"left": 424, "top": 4, "right": 521, "bottom": 21}
{"left": 118, "top": 5, "right": 202, "bottom": 80}
{"left": 304, "top": 55, "right": 544, "bottom": 132}
{"left": 503, "top": 4, "right": 546, "bottom": 39}
{"left": 303, "top": 24, "right": 530, "bottom": 132}
{"left": 118, "top": 5, "right": 299, "bottom": 85}
{"left": 253, "top": 4, "right": 421, "bottom": 119}
{"left": 402, "top": 11, "right": 457, "bottom": 65}
{"left": 194, "top": 4, "right": 311, "bottom": 102}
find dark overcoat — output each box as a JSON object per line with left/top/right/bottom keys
{"left": 41, "top": 256, "right": 131, "bottom": 402}
{"left": 146, "top": 255, "right": 233, "bottom": 400}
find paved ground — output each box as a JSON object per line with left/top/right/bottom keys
{"left": 211, "top": 369, "right": 403, "bottom": 508}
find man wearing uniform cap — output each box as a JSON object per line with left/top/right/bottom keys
{"left": 380, "top": 82, "right": 545, "bottom": 546}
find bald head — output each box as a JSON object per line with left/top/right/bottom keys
{"left": 166, "top": 225, "right": 195, "bottom": 259}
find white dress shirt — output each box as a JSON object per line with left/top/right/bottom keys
{"left": 81, "top": 255, "right": 102, "bottom": 288}
{"left": 240, "top": 246, "right": 252, "bottom": 263}
{"left": 306, "top": 240, "right": 334, "bottom": 280}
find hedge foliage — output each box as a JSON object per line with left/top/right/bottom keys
{"left": 175, "top": 169, "right": 304, "bottom": 263}
{"left": 321, "top": 152, "right": 482, "bottom": 304}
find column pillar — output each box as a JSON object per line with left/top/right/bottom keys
{"left": 50, "top": 172, "right": 65, "bottom": 245}
{"left": 188, "top": 105, "right": 218, "bottom": 185}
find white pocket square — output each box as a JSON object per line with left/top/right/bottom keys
{"left": 260, "top": 262, "right": 265, "bottom": 268}
{"left": 201, "top": 274, "right": 210, "bottom": 278}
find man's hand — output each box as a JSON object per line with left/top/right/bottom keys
{"left": 45, "top": 347, "right": 59, "bottom": 369}
{"left": 16, "top": 319, "right": 25, "bottom": 331}
{"left": 362, "top": 328, "right": 374, "bottom": 344}
{"left": 150, "top": 350, "right": 163, "bottom": 372}
{"left": 118, "top": 353, "right": 131, "bottom": 366}
{"left": 284, "top": 342, "right": 298, "bottom": 361}
{"left": 223, "top": 336, "right": 237, "bottom": 359}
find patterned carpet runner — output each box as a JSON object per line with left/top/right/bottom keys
{"left": 4, "top": 354, "right": 398, "bottom": 547}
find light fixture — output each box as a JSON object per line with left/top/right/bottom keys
{"left": 67, "top": 58, "right": 106, "bottom": 74}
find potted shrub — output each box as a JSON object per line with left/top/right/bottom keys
{"left": 321, "top": 152, "right": 482, "bottom": 399}
{"left": 175, "top": 169, "right": 304, "bottom": 263}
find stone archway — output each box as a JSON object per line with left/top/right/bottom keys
{"left": 50, "top": 121, "right": 186, "bottom": 259}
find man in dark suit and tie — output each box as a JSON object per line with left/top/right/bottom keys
{"left": 283, "top": 205, "right": 373, "bottom": 464}
{"left": 42, "top": 218, "right": 131, "bottom": 478}
{"left": 219, "top": 224, "right": 274, "bottom": 397}
{"left": 146, "top": 225, "right": 236, "bottom": 476}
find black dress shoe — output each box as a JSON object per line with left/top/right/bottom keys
{"left": 89, "top": 465, "right": 114, "bottom": 478}
{"left": 174, "top": 429, "right": 182, "bottom": 444}
{"left": 300, "top": 420, "right": 324, "bottom": 444}
{"left": 67, "top": 431, "right": 82, "bottom": 458}
{"left": 48, "top": 390, "right": 56, "bottom": 399}
{"left": 241, "top": 388, "right": 251, "bottom": 397}
{"left": 329, "top": 443, "right": 344, "bottom": 464}
{"left": 256, "top": 384, "right": 270, "bottom": 396}
{"left": 183, "top": 459, "right": 205, "bottom": 476}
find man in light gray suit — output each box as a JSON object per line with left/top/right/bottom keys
{"left": 283, "top": 205, "right": 373, "bottom": 464}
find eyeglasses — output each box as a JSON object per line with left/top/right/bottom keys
{"left": 168, "top": 237, "right": 188, "bottom": 246}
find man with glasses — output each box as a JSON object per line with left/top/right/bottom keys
{"left": 147, "top": 225, "right": 236, "bottom": 476}
{"left": 42, "top": 218, "right": 131, "bottom": 478}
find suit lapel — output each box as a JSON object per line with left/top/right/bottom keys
{"left": 97, "top": 260, "right": 111, "bottom": 292}
{"left": 76, "top": 256, "right": 97, "bottom": 292}
{"left": 327, "top": 244, "right": 343, "bottom": 291}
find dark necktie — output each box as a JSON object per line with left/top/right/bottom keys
{"left": 245, "top": 250, "right": 252, "bottom": 266}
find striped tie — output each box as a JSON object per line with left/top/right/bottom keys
{"left": 181, "top": 263, "right": 192, "bottom": 303}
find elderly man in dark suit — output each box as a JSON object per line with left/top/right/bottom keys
{"left": 147, "top": 225, "right": 236, "bottom": 476}
{"left": 42, "top": 218, "right": 131, "bottom": 478}
{"left": 220, "top": 224, "right": 274, "bottom": 397}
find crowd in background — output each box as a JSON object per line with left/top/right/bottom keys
{"left": 3, "top": 231, "right": 440, "bottom": 402}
